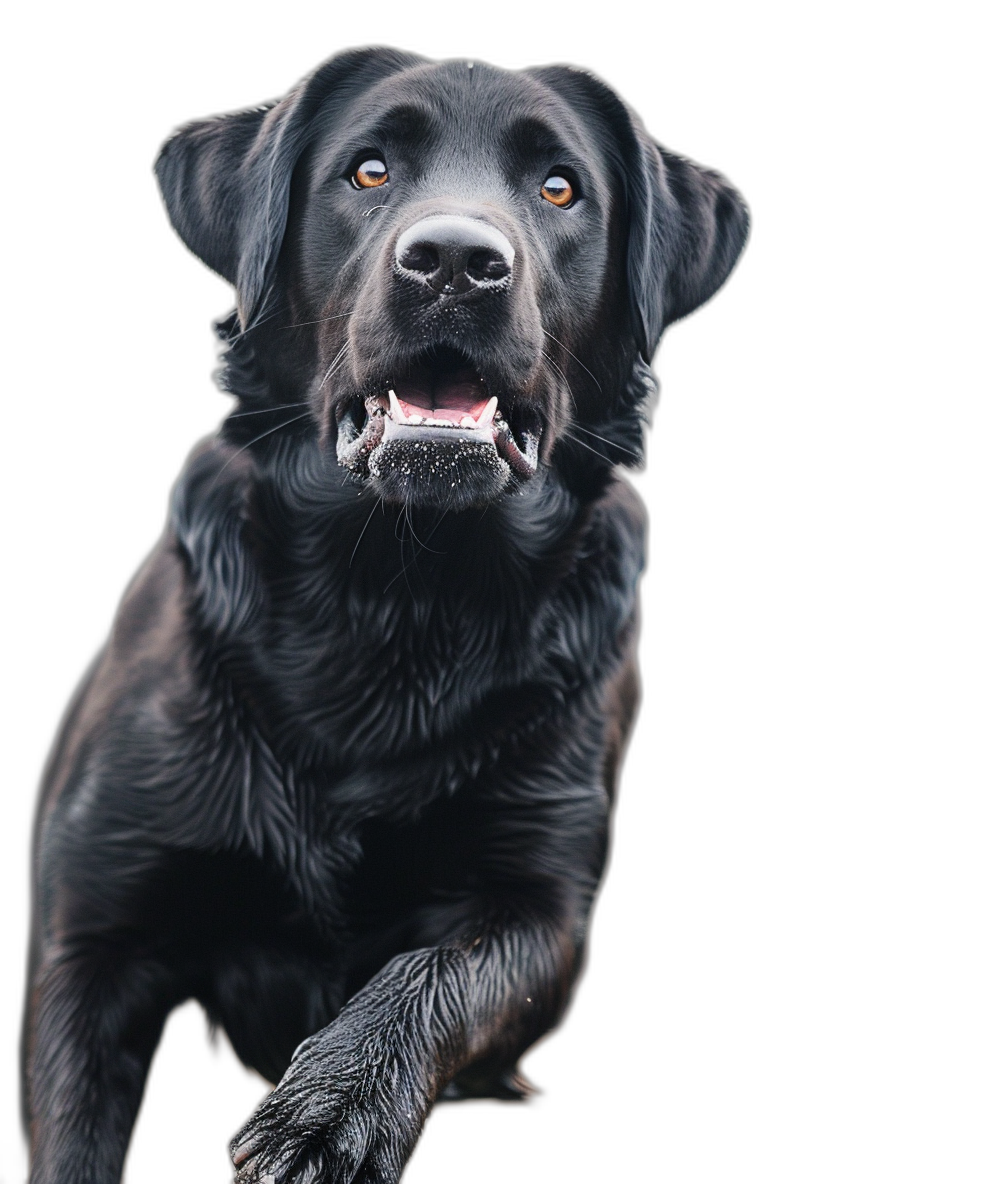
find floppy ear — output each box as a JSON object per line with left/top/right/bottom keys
{"left": 155, "top": 105, "right": 272, "bottom": 322}
{"left": 528, "top": 68, "right": 748, "bottom": 471}
{"left": 155, "top": 47, "right": 423, "bottom": 327}
{"left": 626, "top": 137, "right": 749, "bottom": 358}
{"left": 529, "top": 66, "right": 748, "bottom": 361}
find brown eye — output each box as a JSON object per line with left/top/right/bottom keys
{"left": 353, "top": 158, "right": 388, "bottom": 188}
{"left": 541, "top": 175, "right": 574, "bottom": 207}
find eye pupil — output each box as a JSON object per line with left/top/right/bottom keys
{"left": 354, "top": 159, "right": 388, "bottom": 188}
{"left": 541, "top": 175, "right": 574, "bottom": 207}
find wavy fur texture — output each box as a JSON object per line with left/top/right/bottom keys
{"left": 22, "top": 47, "right": 746, "bottom": 1184}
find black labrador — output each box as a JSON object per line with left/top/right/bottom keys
{"left": 22, "top": 47, "right": 747, "bottom": 1184}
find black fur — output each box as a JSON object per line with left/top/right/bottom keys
{"left": 22, "top": 48, "right": 747, "bottom": 1184}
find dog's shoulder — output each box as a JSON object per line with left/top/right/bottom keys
{"left": 33, "top": 527, "right": 209, "bottom": 874}
{"left": 37, "top": 436, "right": 259, "bottom": 826}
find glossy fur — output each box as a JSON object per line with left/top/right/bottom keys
{"left": 22, "top": 48, "right": 747, "bottom": 1184}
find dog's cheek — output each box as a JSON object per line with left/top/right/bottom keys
{"left": 287, "top": 174, "right": 365, "bottom": 301}
{"left": 311, "top": 264, "right": 395, "bottom": 406}
{"left": 554, "top": 209, "right": 636, "bottom": 419}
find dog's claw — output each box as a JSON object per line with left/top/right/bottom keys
{"left": 230, "top": 1136, "right": 255, "bottom": 1165}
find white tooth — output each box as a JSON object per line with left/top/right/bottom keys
{"left": 476, "top": 396, "right": 498, "bottom": 428}
{"left": 460, "top": 415, "right": 477, "bottom": 429}
{"left": 388, "top": 390, "right": 408, "bottom": 424}
{"left": 408, "top": 414, "right": 423, "bottom": 425}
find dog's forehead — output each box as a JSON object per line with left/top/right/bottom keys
{"left": 310, "top": 58, "right": 604, "bottom": 167}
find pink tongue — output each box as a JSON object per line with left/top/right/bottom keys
{"left": 397, "top": 402, "right": 488, "bottom": 426}
{"left": 395, "top": 370, "right": 490, "bottom": 423}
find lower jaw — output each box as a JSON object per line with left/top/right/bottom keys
{"left": 371, "top": 434, "right": 512, "bottom": 507}
{"left": 336, "top": 403, "right": 540, "bottom": 507}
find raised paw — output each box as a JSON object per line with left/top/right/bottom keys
{"left": 228, "top": 1070, "right": 426, "bottom": 1179}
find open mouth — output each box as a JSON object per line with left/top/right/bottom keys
{"left": 335, "top": 348, "right": 541, "bottom": 498}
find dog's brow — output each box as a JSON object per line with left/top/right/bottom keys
{"left": 318, "top": 102, "right": 440, "bottom": 185}
{"left": 361, "top": 102, "right": 440, "bottom": 147}
{"left": 501, "top": 116, "right": 569, "bottom": 159}
{"left": 371, "top": 103, "right": 440, "bottom": 139}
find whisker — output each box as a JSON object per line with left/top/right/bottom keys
{"left": 226, "top": 401, "right": 308, "bottom": 419}
{"left": 383, "top": 569, "right": 402, "bottom": 595}
{"left": 349, "top": 497, "right": 382, "bottom": 570}
{"left": 404, "top": 553, "right": 418, "bottom": 603}
{"left": 384, "top": 504, "right": 419, "bottom": 603}
{"left": 542, "top": 329, "right": 603, "bottom": 393}
{"left": 363, "top": 205, "right": 391, "bottom": 218}
{"left": 406, "top": 504, "right": 446, "bottom": 555}
{"left": 564, "top": 433, "right": 612, "bottom": 465}
{"left": 541, "top": 349, "right": 579, "bottom": 414}
{"left": 281, "top": 312, "right": 354, "bottom": 331}
{"left": 404, "top": 504, "right": 426, "bottom": 595}
{"left": 318, "top": 341, "right": 352, "bottom": 392}
{"left": 255, "top": 306, "right": 284, "bottom": 327}
{"left": 382, "top": 502, "right": 423, "bottom": 602}
{"left": 569, "top": 422, "right": 639, "bottom": 459}
{"left": 213, "top": 411, "right": 314, "bottom": 484}
{"left": 225, "top": 305, "right": 284, "bottom": 343}
{"left": 422, "top": 507, "right": 450, "bottom": 550}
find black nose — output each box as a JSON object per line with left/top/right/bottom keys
{"left": 395, "top": 215, "right": 514, "bottom": 294}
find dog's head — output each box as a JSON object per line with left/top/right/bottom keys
{"left": 156, "top": 49, "right": 748, "bottom": 510}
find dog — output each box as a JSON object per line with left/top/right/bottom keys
{"left": 21, "top": 47, "right": 747, "bottom": 1184}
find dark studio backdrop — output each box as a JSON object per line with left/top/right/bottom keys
{"left": 1, "top": 2, "right": 1004, "bottom": 1181}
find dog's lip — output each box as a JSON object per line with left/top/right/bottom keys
{"left": 333, "top": 347, "right": 541, "bottom": 481}
{"left": 374, "top": 390, "right": 539, "bottom": 480}
{"left": 335, "top": 387, "right": 540, "bottom": 481}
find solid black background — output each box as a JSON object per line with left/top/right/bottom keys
{"left": 1, "top": 18, "right": 810, "bottom": 1184}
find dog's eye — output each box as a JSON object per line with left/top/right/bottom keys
{"left": 540, "top": 175, "right": 575, "bottom": 208}
{"left": 352, "top": 159, "right": 389, "bottom": 189}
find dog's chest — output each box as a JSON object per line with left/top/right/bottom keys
{"left": 259, "top": 552, "right": 571, "bottom": 768}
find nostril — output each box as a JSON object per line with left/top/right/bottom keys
{"left": 466, "top": 249, "right": 510, "bottom": 283}
{"left": 395, "top": 216, "right": 515, "bottom": 293}
{"left": 398, "top": 242, "right": 440, "bottom": 277}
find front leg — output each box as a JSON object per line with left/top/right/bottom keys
{"left": 24, "top": 946, "right": 179, "bottom": 1184}
{"left": 231, "top": 912, "right": 577, "bottom": 1184}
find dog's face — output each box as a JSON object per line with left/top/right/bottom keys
{"left": 290, "top": 62, "right": 620, "bottom": 506}
{"left": 157, "top": 49, "right": 748, "bottom": 511}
